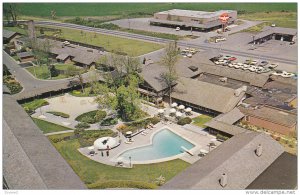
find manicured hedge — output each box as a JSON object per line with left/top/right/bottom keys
{"left": 75, "top": 110, "right": 107, "bottom": 124}
{"left": 100, "top": 117, "right": 118, "bottom": 126}
{"left": 47, "top": 111, "right": 70, "bottom": 118}
{"left": 75, "top": 122, "right": 91, "bottom": 129}
{"left": 177, "top": 117, "right": 192, "bottom": 126}
{"left": 88, "top": 180, "right": 157, "bottom": 189}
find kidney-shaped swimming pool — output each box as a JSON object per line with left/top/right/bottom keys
{"left": 118, "top": 128, "right": 195, "bottom": 162}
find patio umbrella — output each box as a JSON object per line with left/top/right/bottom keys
{"left": 176, "top": 112, "right": 183, "bottom": 118}
{"left": 158, "top": 109, "right": 164, "bottom": 114}
{"left": 178, "top": 105, "right": 185, "bottom": 110}
{"left": 185, "top": 107, "right": 192, "bottom": 112}
{"left": 171, "top": 102, "right": 178, "bottom": 107}
{"left": 170, "top": 108, "right": 176, "bottom": 113}
{"left": 88, "top": 146, "right": 95, "bottom": 150}
{"left": 200, "top": 149, "right": 208, "bottom": 155}
{"left": 126, "top": 131, "right": 133, "bottom": 135}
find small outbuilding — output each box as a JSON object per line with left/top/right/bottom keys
{"left": 17, "top": 51, "right": 34, "bottom": 62}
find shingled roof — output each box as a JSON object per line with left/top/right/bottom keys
{"left": 239, "top": 106, "right": 297, "bottom": 128}
{"left": 161, "top": 131, "right": 284, "bottom": 190}
{"left": 171, "top": 77, "right": 246, "bottom": 113}
{"left": 3, "top": 29, "right": 18, "bottom": 39}
{"left": 3, "top": 94, "right": 86, "bottom": 189}
{"left": 177, "top": 52, "right": 270, "bottom": 87}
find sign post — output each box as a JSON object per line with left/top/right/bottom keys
{"left": 219, "top": 13, "right": 229, "bottom": 32}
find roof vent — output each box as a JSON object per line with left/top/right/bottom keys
{"left": 255, "top": 144, "right": 263, "bottom": 157}
{"left": 188, "top": 66, "right": 198, "bottom": 72}
{"left": 219, "top": 173, "right": 228, "bottom": 187}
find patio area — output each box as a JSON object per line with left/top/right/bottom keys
{"left": 78, "top": 121, "right": 221, "bottom": 168}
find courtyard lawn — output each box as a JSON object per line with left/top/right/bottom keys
{"left": 41, "top": 26, "right": 163, "bottom": 56}
{"left": 26, "top": 64, "right": 85, "bottom": 80}
{"left": 192, "top": 115, "right": 213, "bottom": 128}
{"left": 21, "top": 99, "right": 49, "bottom": 111}
{"left": 48, "top": 133, "right": 190, "bottom": 189}
{"left": 32, "top": 118, "right": 72, "bottom": 134}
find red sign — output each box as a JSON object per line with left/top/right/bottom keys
{"left": 219, "top": 13, "right": 229, "bottom": 23}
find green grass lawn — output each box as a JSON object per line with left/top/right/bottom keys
{"left": 69, "top": 87, "right": 97, "bottom": 97}
{"left": 26, "top": 64, "right": 83, "bottom": 80}
{"left": 32, "top": 118, "right": 72, "bottom": 133}
{"left": 192, "top": 115, "right": 213, "bottom": 128}
{"left": 47, "top": 133, "right": 190, "bottom": 189}
{"left": 40, "top": 26, "right": 163, "bottom": 56}
{"left": 239, "top": 12, "right": 297, "bottom": 29}
{"left": 21, "top": 99, "right": 49, "bottom": 111}
{"left": 12, "top": 3, "right": 297, "bottom": 17}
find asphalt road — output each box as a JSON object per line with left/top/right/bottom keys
{"left": 3, "top": 50, "right": 92, "bottom": 100}
{"left": 34, "top": 21, "right": 297, "bottom": 65}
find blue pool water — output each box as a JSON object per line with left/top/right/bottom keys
{"left": 119, "top": 129, "right": 195, "bottom": 162}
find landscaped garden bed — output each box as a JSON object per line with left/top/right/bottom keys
{"left": 47, "top": 111, "right": 70, "bottom": 118}
{"left": 74, "top": 129, "right": 117, "bottom": 147}
{"left": 75, "top": 110, "right": 107, "bottom": 124}
{"left": 22, "top": 99, "right": 49, "bottom": 114}
{"left": 117, "top": 116, "right": 160, "bottom": 135}
{"left": 3, "top": 75, "right": 23, "bottom": 94}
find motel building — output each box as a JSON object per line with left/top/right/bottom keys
{"left": 149, "top": 9, "right": 237, "bottom": 32}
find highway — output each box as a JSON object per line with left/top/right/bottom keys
{"left": 34, "top": 21, "right": 297, "bottom": 65}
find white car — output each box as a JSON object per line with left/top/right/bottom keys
{"left": 187, "top": 53, "right": 193, "bottom": 58}
{"left": 268, "top": 63, "right": 278, "bottom": 69}
{"left": 250, "top": 60, "right": 258, "bottom": 65}
{"left": 228, "top": 63, "right": 235, "bottom": 67}
{"left": 176, "top": 27, "right": 180, "bottom": 31}
{"left": 215, "top": 37, "right": 226, "bottom": 43}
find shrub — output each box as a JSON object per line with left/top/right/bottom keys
{"left": 149, "top": 116, "right": 160, "bottom": 125}
{"left": 47, "top": 111, "right": 70, "bottom": 118}
{"left": 75, "top": 110, "right": 107, "bottom": 124}
{"left": 88, "top": 180, "right": 157, "bottom": 189}
{"left": 22, "top": 99, "right": 49, "bottom": 113}
{"left": 50, "top": 65, "right": 59, "bottom": 77}
{"left": 75, "top": 122, "right": 91, "bottom": 129}
{"left": 216, "top": 134, "right": 230, "bottom": 141}
{"left": 51, "top": 137, "right": 62, "bottom": 143}
{"left": 100, "top": 117, "right": 118, "bottom": 126}
{"left": 177, "top": 117, "right": 192, "bottom": 126}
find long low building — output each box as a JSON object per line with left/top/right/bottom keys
{"left": 239, "top": 105, "right": 297, "bottom": 136}
{"left": 150, "top": 9, "right": 237, "bottom": 32}
{"left": 171, "top": 77, "right": 246, "bottom": 115}
{"left": 3, "top": 94, "right": 87, "bottom": 189}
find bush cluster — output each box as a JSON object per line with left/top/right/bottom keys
{"left": 88, "top": 180, "right": 157, "bottom": 189}
{"left": 75, "top": 110, "right": 107, "bottom": 124}
{"left": 216, "top": 134, "right": 230, "bottom": 141}
{"left": 75, "top": 122, "right": 91, "bottom": 129}
{"left": 47, "top": 111, "right": 70, "bottom": 118}
{"left": 117, "top": 116, "right": 161, "bottom": 134}
{"left": 177, "top": 117, "right": 192, "bottom": 126}
{"left": 3, "top": 75, "right": 23, "bottom": 94}
{"left": 100, "top": 117, "right": 118, "bottom": 126}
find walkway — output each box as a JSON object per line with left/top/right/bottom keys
{"left": 78, "top": 122, "right": 221, "bottom": 167}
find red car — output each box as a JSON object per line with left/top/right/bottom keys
{"left": 228, "top": 57, "right": 237, "bottom": 61}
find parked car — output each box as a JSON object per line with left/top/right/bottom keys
{"left": 176, "top": 27, "right": 180, "bottom": 31}
{"left": 229, "top": 57, "right": 237, "bottom": 61}
{"left": 215, "top": 37, "right": 226, "bottom": 43}
{"left": 260, "top": 61, "right": 268, "bottom": 66}
{"left": 268, "top": 63, "right": 278, "bottom": 69}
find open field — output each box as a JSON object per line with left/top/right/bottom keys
{"left": 48, "top": 133, "right": 190, "bottom": 189}
{"left": 239, "top": 12, "right": 297, "bottom": 28}
{"left": 11, "top": 3, "right": 297, "bottom": 17}
{"left": 42, "top": 26, "right": 163, "bottom": 56}
{"left": 4, "top": 25, "right": 163, "bottom": 56}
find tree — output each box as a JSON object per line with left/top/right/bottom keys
{"left": 49, "top": 65, "right": 59, "bottom": 77}
{"left": 76, "top": 71, "right": 85, "bottom": 93}
{"left": 160, "top": 41, "right": 179, "bottom": 105}
{"left": 51, "top": 10, "right": 56, "bottom": 19}
{"left": 3, "top": 3, "right": 19, "bottom": 25}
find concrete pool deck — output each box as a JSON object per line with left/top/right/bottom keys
{"left": 78, "top": 122, "right": 221, "bottom": 167}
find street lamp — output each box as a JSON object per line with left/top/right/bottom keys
{"left": 129, "top": 156, "right": 132, "bottom": 168}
